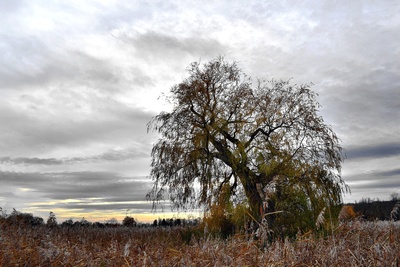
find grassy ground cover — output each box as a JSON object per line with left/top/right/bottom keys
{"left": 1, "top": 219, "right": 399, "bottom": 266}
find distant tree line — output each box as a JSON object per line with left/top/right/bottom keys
{"left": 1, "top": 199, "right": 397, "bottom": 238}
{"left": 0, "top": 208, "right": 199, "bottom": 228}
{"left": 350, "top": 197, "right": 400, "bottom": 221}
{"left": 152, "top": 217, "right": 200, "bottom": 227}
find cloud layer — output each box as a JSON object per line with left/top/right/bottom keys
{"left": 0, "top": 0, "right": 399, "bottom": 221}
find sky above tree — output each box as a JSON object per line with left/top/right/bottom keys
{"left": 0, "top": 0, "right": 399, "bottom": 222}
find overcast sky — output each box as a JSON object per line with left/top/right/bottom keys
{"left": 1, "top": 0, "right": 399, "bottom": 223}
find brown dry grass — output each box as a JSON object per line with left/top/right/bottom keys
{"left": 1, "top": 219, "right": 399, "bottom": 266}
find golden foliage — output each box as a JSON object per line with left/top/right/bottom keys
{"left": 339, "top": 205, "right": 357, "bottom": 222}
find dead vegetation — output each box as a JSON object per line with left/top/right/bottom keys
{"left": 1, "top": 218, "right": 399, "bottom": 266}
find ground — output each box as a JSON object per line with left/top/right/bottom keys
{"left": 0, "top": 220, "right": 399, "bottom": 266}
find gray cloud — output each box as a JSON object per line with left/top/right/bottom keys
{"left": 0, "top": 144, "right": 148, "bottom": 166}
{"left": 378, "top": 169, "right": 400, "bottom": 177}
{"left": 0, "top": 171, "right": 149, "bottom": 199}
{"left": 78, "top": 145, "right": 149, "bottom": 162}
{"left": 342, "top": 169, "right": 400, "bottom": 202}
{"left": 349, "top": 177, "right": 400, "bottom": 191}
{"left": 347, "top": 143, "right": 400, "bottom": 160}
{"left": 123, "top": 31, "right": 227, "bottom": 61}
{"left": 0, "top": 171, "right": 153, "bottom": 213}
{"left": 0, "top": 157, "right": 63, "bottom": 165}
{"left": 0, "top": 0, "right": 24, "bottom": 13}
{"left": 57, "top": 202, "right": 152, "bottom": 212}
{"left": 0, "top": 99, "right": 154, "bottom": 157}
{"left": 345, "top": 168, "right": 400, "bottom": 182}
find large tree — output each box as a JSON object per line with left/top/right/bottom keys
{"left": 147, "top": 57, "right": 348, "bottom": 225}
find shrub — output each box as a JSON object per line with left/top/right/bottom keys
{"left": 61, "top": 219, "right": 74, "bottom": 227}
{"left": 391, "top": 201, "right": 400, "bottom": 221}
{"left": 122, "top": 216, "right": 137, "bottom": 227}
{"left": 5, "top": 209, "right": 44, "bottom": 226}
{"left": 46, "top": 212, "right": 57, "bottom": 227}
{"left": 339, "top": 205, "right": 357, "bottom": 222}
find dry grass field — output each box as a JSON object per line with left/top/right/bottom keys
{"left": 1, "top": 219, "right": 399, "bottom": 266}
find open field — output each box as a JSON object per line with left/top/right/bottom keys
{"left": 1, "top": 220, "right": 399, "bottom": 266}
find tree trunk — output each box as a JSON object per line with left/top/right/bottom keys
{"left": 238, "top": 173, "right": 264, "bottom": 222}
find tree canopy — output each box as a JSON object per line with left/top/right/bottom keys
{"left": 147, "top": 57, "right": 348, "bottom": 230}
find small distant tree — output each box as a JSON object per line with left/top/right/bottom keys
{"left": 122, "top": 216, "right": 137, "bottom": 227}
{"left": 31, "top": 216, "right": 44, "bottom": 226}
{"left": 391, "top": 192, "right": 399, "bottom": 201}
{"left": 79, "top": 217, "right": 91, "bottom": 227}
{"left": 174, "top": 218, "right": 182, "bottom": 226}
{"left": 61, "top": 219, "right": 74, "bottom": 227}
{"left": 105, "top": 218, "right": 119, "bottom": 227}
{"left": 147, "top": 56, "right": 348, "bottom": 235}
{"left": 161, "top": 219, "right": 168, "bottom": 227}
{"left": 46, "top": 211, "right": 57, "bottom": 227}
